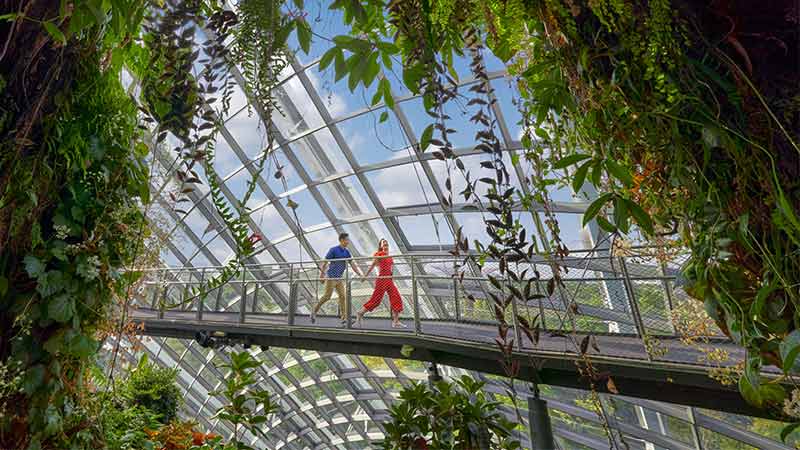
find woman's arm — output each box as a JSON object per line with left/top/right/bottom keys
{"left": 363, "top": 257, "right": 379, "bottom": 277}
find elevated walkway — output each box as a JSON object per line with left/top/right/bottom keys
{"left": 129, "top": 253, "right": 779, "bottom": 418}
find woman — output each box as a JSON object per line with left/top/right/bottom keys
{"left": 356, "top": 238, "right": 405, "bottom": 328}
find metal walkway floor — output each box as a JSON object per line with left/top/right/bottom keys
{"left": 130, "top": 307, "right": 773, "bottom": 418}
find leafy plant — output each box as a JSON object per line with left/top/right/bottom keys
{"left": 381, "top": 375, "right": 520, "bottom": 450}
{"left": 102, "top": 404, "right": 161, "bottom": 450}
{"left": 120, "top": 355, "right": 182, "bottom": 424}
{"left": 206, "top": 351, "right": 277, "bottom": 450}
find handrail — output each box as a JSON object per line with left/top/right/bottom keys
{"left": 130, "top": 252, "right": 708, "bottom": 349}
{"left": 131, "top": 248, "right": 685, "bottom": 272}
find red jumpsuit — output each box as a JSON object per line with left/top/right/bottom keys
{"left": 362, "top": 250, "right": 403, "bottom": 313}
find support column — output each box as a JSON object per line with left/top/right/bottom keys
{"left": 528, "top": 385, "right": 556, "bottom": 450}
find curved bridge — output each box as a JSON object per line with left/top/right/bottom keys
{"left": 129, "top": 253, "right": 777, "bottom": 418}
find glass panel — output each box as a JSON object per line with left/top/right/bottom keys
{"left": 366, "top": 163, "right": 437, "bottom": 208}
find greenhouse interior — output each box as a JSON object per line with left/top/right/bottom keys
{"left": 1, "top": 0, "right": 799, "bottom": 449}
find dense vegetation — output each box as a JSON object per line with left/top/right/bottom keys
{"left": 381, "top": 376, "right": 520, "bottom": 449}
{"left": 321, "top": 0, "right": 800, "bottom": 421}
{"left": 1, "top": 0, "right": 798, "bottom": 447}
{"left": 0, "top": 0, "right": 302, "bottom": 447}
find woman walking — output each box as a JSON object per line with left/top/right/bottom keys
{"left": 356, "top": 239, "right": 405, "bottom": 328}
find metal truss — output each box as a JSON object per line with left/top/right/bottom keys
{"left": 122, "top": 10, "right": 795, "bottom": 450}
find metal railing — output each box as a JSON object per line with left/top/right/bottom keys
{"left": 130, "top": 252, "right": 725, "bottom": 358}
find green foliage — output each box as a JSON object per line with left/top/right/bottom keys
{"left": 102, "top": 405, "right": 161, "bottom": 450}
{"left": 119, "top": 356, "right": 182, "bottom": 424}
{"left": 326, "top": 0, "right": 800, "bottom": 419}
{"left": 1, "top": 50, "right": 149, "bottom": 448}
{"left": 207, "top": 351, "right": 277, "bottom": 450}
{"left": 381, "top": 376, "right": 521, "bottom": 450}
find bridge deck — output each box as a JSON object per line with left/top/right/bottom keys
{"left": 131, "top": 307, "right": 776, "bottom": 418}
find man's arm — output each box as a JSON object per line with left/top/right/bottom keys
{"left": 349, "top": 259, "right": 363, "bottom": 277}
{"left": 319, "top": 261, "right": 329, "bottom": 280}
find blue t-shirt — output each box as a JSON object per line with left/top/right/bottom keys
{"left": 325, "top": 246, "right": 351, "bottom": 278}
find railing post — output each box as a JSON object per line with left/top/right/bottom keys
{"left": 159, "top": 284, "right": 166, "bottom": 319}
{"left": 251, "top": 282, "right": 259, "bottom": 313}
{"left": 411, "top": 256, "right": 421, "bottom": 334}
{"left": 287, "top": 265, "right": 296, "bottom": 326}
{"left": 453, "top": 277, "right": 461, "bottom": 323}
{"left": 239, "top": 269, "right": 247, "bottom": 324}
{"left": 214, "top": 277, "right": 223, "bottom": 311}
{"left": 151, "top": 270, "right": 163, "bottom": 309}
{"left": 196, "top": 268, "right": 206, "bottom": 321}
{"left": 345, "top": 264, "right": 352, "bottom": 329}
{"left": 660, "top": 261, "right": 676, "bottom": 334}
{"left": 619, "top": 257, "right": 647, "bottom": 338}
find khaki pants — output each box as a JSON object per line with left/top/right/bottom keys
{"left": 313, "top": 279, "right": 347, "bottom": 320}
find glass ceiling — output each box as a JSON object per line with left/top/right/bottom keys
{"left": 119, "top": 1, "right": 797, "bottom": 449}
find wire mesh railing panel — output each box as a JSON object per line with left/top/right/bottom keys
{"left": 456, "top": 278, "right": 498, "bottom": 324}
{"left": 303, "top": 277, "right": 347, "bottom": 325}
{"left": 632, "top": 280, "right": 674, "bottom": 335}
{"left": 249, "top": 282, "right": 286, "bottom": 314}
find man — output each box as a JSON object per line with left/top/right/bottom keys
{"left": 312, "top": 232, "right": 363, "bottom": 325}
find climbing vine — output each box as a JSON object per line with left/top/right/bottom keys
{"left": 319, "top": 0, "right": 800, "bottom": 429}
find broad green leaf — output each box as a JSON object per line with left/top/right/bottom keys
{"left": 36, "top": 271, "right": 64, "bottom": 297}
{"left": 571, "top": 160, "right": 591, "bottom": 193}
{"left": 596, "top": 215, "right": 617, "bottom": 233}
{"left": 738, "top": 370, "right": 762, "bottom": 407}
{"left": 318, "top": 47, "right": 338, "bottom": 71}
{"left": 582, "top": 193, "right": 614, "bottom": 227}
{"left": 347, "top": 53, "right": 370, "bottom": 91}
{"left": 380, "top": 77, "right": 394, "bottom": 108}
{"left": 780, "top": 330, "right": 800, "bottom": 373}
{"left": 623, "top": 198, "right": 654, "bottom": 235}
{"left": 296, "top": 19, "right": 311, "bottom": 54}
{"left": 613, "top": 196, "right": 630, "bottom": 234}
{"left": 419, "top": 124, "right": 434, "bottom": 151}
{"left": 379, "top": 111, "right": 389, "bottom": 123}
{"left": 553, "top": 153, "right": 591, "bottom": 170}
{"left": 605, "top": 159, "right": 634, "bottom": 186}
{"left": 43, "top": 21, "right": 66, "bottom": 44}
{"left": 333, "top": 50, "right": 347, "bottom": 82}
{"left": 751, "top": 278, "right": 777, "bottom": 317}
{"left": 371, "top": 88, "right": 383, "bottom": 106}
{"left": 362, "top": 52, "right": 381, "bottom": 88}
{"left": 24, "top": 255, "right": 45, "bottom": 278}
{"left": 48, "top": 293, "right": 75, "bottom": 323}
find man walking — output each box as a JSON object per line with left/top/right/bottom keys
{"left": 312, "top": 233, "right": 363, "bottom": 325}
